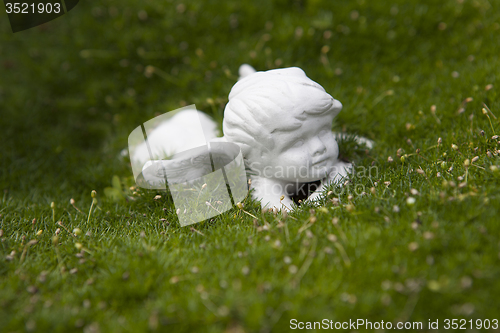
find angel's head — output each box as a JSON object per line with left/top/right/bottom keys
{"left": 223, "top": 67, "right": 342, "bottom": 181}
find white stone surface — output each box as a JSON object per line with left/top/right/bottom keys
{"left": 130, "top": 109, "right": 219, "bottom": 168}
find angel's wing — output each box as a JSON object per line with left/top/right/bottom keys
{"left": 140, "top": 146, "right": 212, "bottom": 188}
{"left": 140, "top": 142, "right": 241, "bottom": 189}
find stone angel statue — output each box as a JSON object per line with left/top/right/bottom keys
{"left": 129, "top": 65, "right": 372, "bottom": 211}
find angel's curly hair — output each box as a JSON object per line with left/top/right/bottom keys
{"left": 222, "top": 67, "right": 342, "bottom": 162}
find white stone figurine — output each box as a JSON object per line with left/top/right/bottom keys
{"left": 132, "top": 65, "right": 372, "bottom": 210}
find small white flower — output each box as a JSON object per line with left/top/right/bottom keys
{"left": 406, "top": 197, "right": 416, "bottom": 206}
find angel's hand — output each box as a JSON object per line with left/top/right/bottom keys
{"left": 250, "top": 176, "right": 294, "bottom": 211}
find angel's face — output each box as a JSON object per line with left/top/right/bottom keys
{"left": 256, "top": 114, "right": 338, "bottom": 182}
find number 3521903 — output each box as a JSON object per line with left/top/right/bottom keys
{"left": 444, "top": 319, "right": 498, "bottom": 330}
{"left": 5, "top": 3, "right": 62, "bottom": 14}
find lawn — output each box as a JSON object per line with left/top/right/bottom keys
{"left": 1, "top": 0, "right": 500, "bottom": 332}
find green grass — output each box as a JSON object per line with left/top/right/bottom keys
{"left": 1, "top": 0, "right": 500, "bottom": 331}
